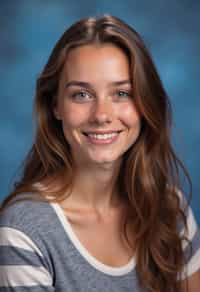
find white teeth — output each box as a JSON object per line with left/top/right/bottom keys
{"left": 87, "top": 133, "right": 118, "bottom": 140}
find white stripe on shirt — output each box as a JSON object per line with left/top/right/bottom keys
{"left": 178, "top": 248, "right": 200, "bottom": 281}
{"left": 0, "top": 227, "right": 43, "bottom": 257}
{"left": 0, "top": 265, "right": 52, "bottom": 287}
{"left": 179, "top": 206, "right": 198, "bottom": 250}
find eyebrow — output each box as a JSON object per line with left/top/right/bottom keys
{"left": 65, "top": 80, "right": 132, "bottom": 90}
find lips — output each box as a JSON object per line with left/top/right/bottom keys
{"left": 82, "top": 130, "right": 122, "bottom": 145}
{"left": 83, "top": 130, "right": 122, "bottom": 136}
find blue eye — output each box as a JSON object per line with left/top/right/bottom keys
{"left": 117, "top": 90, "right": 131, "bottom": 98}
{"left": 71, "top": 91, "right": 92, "bottom": 101}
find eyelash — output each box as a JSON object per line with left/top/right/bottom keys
{"left": 117, "top": 90, "right": 131, "bottom": 97}
{"left": 71, "top": 91, "right": 92, "bottom": 100}
{"left": 71, "top": 90, "right": 132, "bottom": 101}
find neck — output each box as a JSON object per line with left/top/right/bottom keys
{"left": 63, "top": 160, "right": 123, "bottom": 213}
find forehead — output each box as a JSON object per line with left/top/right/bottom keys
{"left": 60, "top": 44, "right": 131, "bottom": 83}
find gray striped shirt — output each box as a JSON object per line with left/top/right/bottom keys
{"left": 0, "top": 192, "right": 200, "bottom": 291}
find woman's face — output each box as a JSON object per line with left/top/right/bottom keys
{"left": 54, "top": 44, "right": 141, "bottom": 168}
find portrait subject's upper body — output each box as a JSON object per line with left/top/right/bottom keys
{"left": 0, "top": 190, "right": 200, "bottom": 292}
{"left": 0, "top": 15, "right": 200, "bottom": 292}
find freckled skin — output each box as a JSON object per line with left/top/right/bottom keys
{"left": 54, "top": 44, "right": 141, "bottom": 168}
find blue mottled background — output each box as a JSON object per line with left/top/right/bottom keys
{"left": 0, "top": 1, "right": 199, "bottom": 223}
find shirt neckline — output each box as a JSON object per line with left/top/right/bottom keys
{"left": 50, "top": 202, "right": 136, "bottom": 276}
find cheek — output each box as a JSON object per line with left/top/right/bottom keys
{"left": 61, "top": 105, "right": 90, "bottom": 128}
{"left": 119, "top": 104, "right": 141, "bottom": 129}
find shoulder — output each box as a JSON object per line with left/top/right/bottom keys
{"left": 175, "top": 189, "right": 198, "bottom": 234}
{"left": 0, "top": 193, "right": 57, "bottom": 267}
{"left": 0, "top": 194, "right": 55, "bottom": 287}
{"left": 175, "top": 190, "right": 200, "bottom": 281}
{"left": 0, "top": 193, "right": 54, "bottom": 233}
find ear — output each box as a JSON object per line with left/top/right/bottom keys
{"left": 53, "top": 105, "right": 62, "bottom": 120}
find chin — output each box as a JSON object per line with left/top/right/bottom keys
{"left": 88, "top": 154, "right": 121, "bottom": 165}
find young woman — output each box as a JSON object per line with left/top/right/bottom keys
{"left": 0, "top": 15, "right": 199, "bottom": 292}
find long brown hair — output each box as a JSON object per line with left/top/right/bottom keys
{"left": 1, "top": 15, "right": 192, "bottom": 292}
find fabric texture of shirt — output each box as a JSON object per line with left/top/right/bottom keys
{"left": 0, "top": 192, "right": 200, "bottom": 291}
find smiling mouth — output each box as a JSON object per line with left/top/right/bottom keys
{"left": 83, "top": 131, "right": 122, "bottom": 138}
{"left": 82, "top": 130, "right": 122, "bottom": 144}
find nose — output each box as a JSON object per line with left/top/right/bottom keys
{"left": 90, "top": 99, "right": 113, "bottom": 125}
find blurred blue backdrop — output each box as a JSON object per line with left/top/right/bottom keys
{"left": 0, "top": 0, "right": 199, "bottom": 223}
